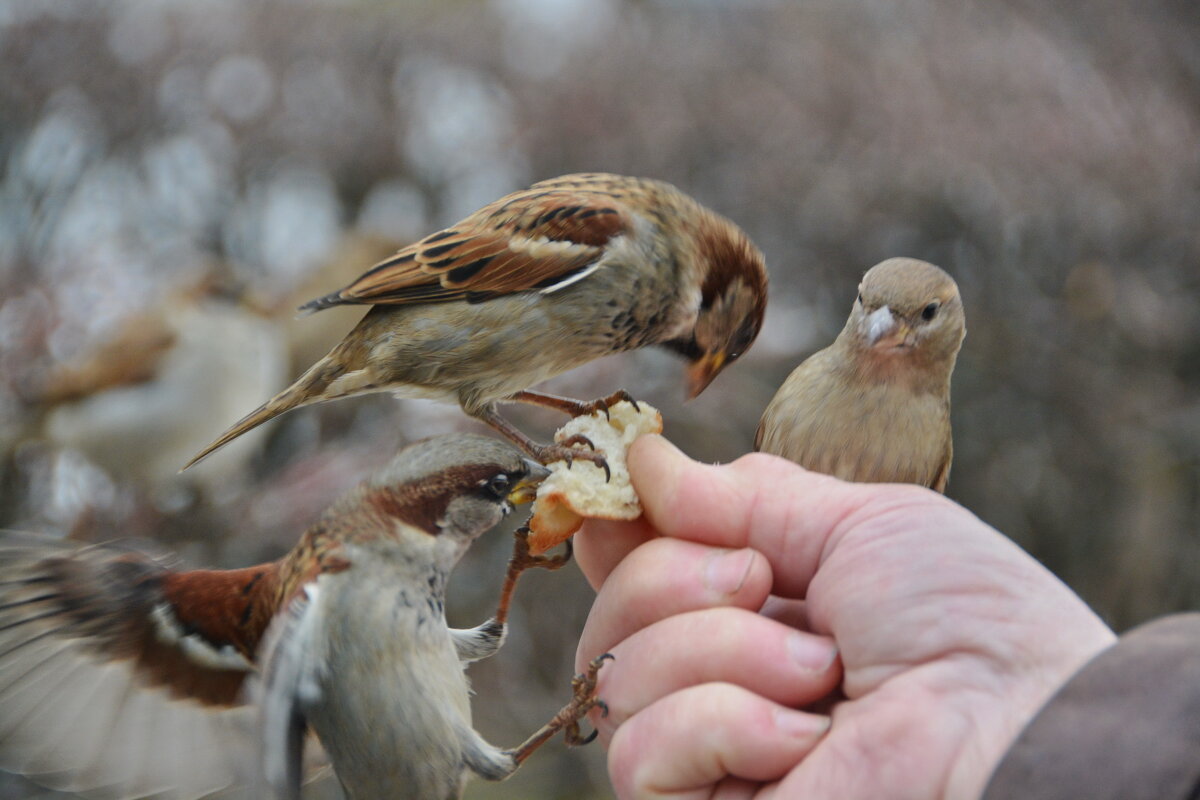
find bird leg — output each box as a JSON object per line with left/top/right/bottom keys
{"left": 475, "top": 404, "right": 611, "bottom": 480}
{"left": 510, "top": 389, "right": 641, "bottom": 420}
{"left": 455, "top": 526, "right": 571, "bottom": 662}
{"left": 493, "top": 524, "right": 572, "bottom": 626}
{"left": 504, "top": 653, "right": 614, "bottom": 766}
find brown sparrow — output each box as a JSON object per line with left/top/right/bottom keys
{"left": 0, "top": 433, "right": 606, "bottom": 800}
{"left": 755, "top": 258, "right": 965, "bottom": 491}
{"left": 185, "top": 173, "right": 768, "bottom": 471}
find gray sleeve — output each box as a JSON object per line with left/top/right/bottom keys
{"left": 983, "top": 613, "right": 1200, "bottom": 800}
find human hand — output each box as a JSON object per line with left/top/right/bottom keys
{"left": 575, "top": 435, "right": 1116, "bottom": 800}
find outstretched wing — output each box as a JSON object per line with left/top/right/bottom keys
{"left": 300, "top": 175, "right": 638, "bottom": 311}
{"left": 0, "top": 533, "right": 264, "bottom": 799}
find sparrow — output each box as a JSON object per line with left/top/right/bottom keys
{"left": 0, "top": 433, "right": 605, "bottom": 800}
{"left": 184, "top": 173, "right": 768, "bottom": 471}
{"left": 755, "top": 258, "right": 965, "bottom": 492}
{"left": 36, "top": 285, "right": 288, "bottom": 491}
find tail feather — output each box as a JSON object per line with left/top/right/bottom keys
{"left": 181, "top": 400, "right": 291, "bottom": 471}
{"left": 295, "top": 291, "right": 345, "bottom": 316}
{"left": 182, "top": 358, "right": 349, "bottom": 470}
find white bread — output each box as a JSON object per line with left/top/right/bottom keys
{"left": 527, "top": 401, "right": 662, "bottom": 554}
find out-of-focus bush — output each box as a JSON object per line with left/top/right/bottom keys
{"left": 1, "top": 1, "right": 1198, "bottom": 797}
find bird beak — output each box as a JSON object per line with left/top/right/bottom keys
{"left": 864, "top": 306, "right": 915, "bottom": 349}
{"left": 507, "top": 459, "right": 550, "bottom": 505}
{"left": 686, "top": 351, "right": 727, "bottom": 399}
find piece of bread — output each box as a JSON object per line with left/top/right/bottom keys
{"left": 527, "top": 401, "right": 663, "bottom": 554}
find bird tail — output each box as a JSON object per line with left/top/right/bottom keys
{"left": 295, "top": 291, "right": 343, "bottom": 316}
{"left": 182, "top": 356, "right": 350, "bottom": 470}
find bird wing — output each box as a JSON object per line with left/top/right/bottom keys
{"left": 255, "top": 581, "right": 328, "bottom": 800}
{"left": 0, "top": 533, "right": 263, "bottom": 799}
{"left": 299, "top": 183, "right": 634, "bottom": 311}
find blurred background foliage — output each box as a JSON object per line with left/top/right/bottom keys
{"left": 1, "top": 0, "right": 1198, "bottom": 797}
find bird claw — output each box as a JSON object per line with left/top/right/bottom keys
{"left": 511, "top": 525, "right": 573, "bottom": 573}
{"left": 560, "top": 653, "right": 614, "bottom": 748}
{"left": 558, "top": 433, "right": 596, "bottom": 451}
{"left": 567, "top": 726, "right": 600, "bottom": 747}
{"left": 503, "top": 653, "right": 614, "bottom": 765}
{"left": 535, "top": 440, "right": 611, "bottom": 483}
{"left": 580, "top": 389, "right": 640, "bottom": 421}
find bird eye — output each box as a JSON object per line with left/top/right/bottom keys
{"left": 485, "top": 474, "right": 511, "bottom": 498}
{"left": 727, "top": 323, "right": 756, "bottom": 362}
{"left": 857, "top": 291, "right": 864, "bottom": 305}
{"left": 921, "top": 302, "right": 939, "bottom": 321}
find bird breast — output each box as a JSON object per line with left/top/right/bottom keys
{"left": 761, "top": 355, "right": 950, "bottom": 487}
{"left": 303, "top": 567, "right": 471, "bottom": 800}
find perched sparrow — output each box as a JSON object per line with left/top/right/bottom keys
{"left": 0, "top": 434, "right": 605, "bottom": 800}
{"left": 755, "top": 258, "right": 965, "bottom": 491}
{"left": 185, "top": 173, "right": 768, "bottom": 470}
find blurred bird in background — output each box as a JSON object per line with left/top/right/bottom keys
{"left": 32, "top": 280, "right": 288, "bottom": 499}
{"left": 756, "top": 258, "right": 965, "bottom": 492}
{"left": 0, "top": 434, "right": 602, "bottom": 800}
{"left": 185, "top": 173, "right": 768, "bottom": 471}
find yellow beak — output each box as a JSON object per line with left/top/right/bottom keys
{"left": 686, "top": 351, "right": 727, "bottom": 399}
{"left": 507, "top": 459, "right": 550, "bottom": 505}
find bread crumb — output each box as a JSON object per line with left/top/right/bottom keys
{"left": 527, "top": 401, "right": 662, "bottom": 554}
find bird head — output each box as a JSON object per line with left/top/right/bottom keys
{"left": 357, "top": 433, "right": 549, "bottom": 544}
{"left": 847, "top": 258, "right": 966, "bottom": 367}
{"left": 666, "top": 215, "right": 768, "bottom": 398}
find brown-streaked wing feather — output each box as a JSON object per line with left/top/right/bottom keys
{"left": 300, "top": 187, "right": 633, "bottom": 310}
{"left": 0, "top": 534, "right": 279, "bottom": 798}
{"left": 0, "top": 535, "right": 277, "bottom": 707}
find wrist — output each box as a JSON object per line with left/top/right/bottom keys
{"left": 943, "top": 628, "right": 1117, "bottom": 799}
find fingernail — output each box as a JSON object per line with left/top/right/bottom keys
{"left": 788, "top": 632, "right": 838, "bottom": 672}
{"left": 775, "top": 709, "right": 831, "bottom": 740}
{"left": 704, "top": 548, "right": 756, "bottom": 596}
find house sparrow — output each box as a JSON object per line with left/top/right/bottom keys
{"left": 0, "top": 433, "right": 605, "bottom": 800}
{"left": 755, "top": 258, "right": 965, "bottom": 492}
{"left": 185, "top": 173, "right": 768, "bottom": 471}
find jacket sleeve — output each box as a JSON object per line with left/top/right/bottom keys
{"left": 983, "top": 613, "right": 1200, "bottom": 800}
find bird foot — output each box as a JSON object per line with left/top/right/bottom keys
{"left": 492, "top": 525, "right": 573, "bottom": 625}
{"left": 562, "top": 389, "right": 641, "bottom": 421}
{"left": 505, "top": 653, "right": 614, "bottom": 765}
{"left": 560, "top": 653, "right": 614, "bottom": 747}
{"left": 511, "top": 524, "right": 573, "bottom": 574}
{"left": 509, "top": 388, "right": 641, "bottom": 420}
{"left": 531, "top": 438, "right": 611, "bottom": 483}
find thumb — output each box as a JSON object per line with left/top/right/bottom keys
{"left": 628, "top": 434, "right": 864, "bottom": 598}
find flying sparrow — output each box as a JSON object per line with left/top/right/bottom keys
{"left": 755, "top": 258, "right": 965, "bottom": 491}
{"left": 184, "top": 173, "right": 768, "bottom": 471}
{"left": 0, "top": 433, "right": 605, "bottom": 800}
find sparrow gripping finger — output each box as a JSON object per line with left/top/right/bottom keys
{"left": 505, "top": 653, "right": 614, "bottom": 766}
{"left": 562, "top": 652, "right": 615, "bottom": 747}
